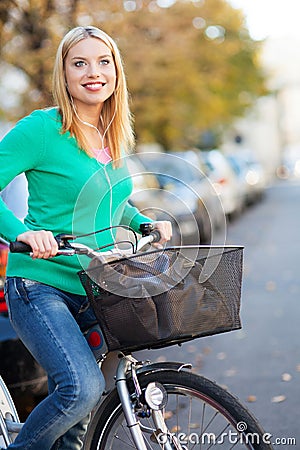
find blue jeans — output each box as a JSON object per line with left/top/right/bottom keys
{"left": 4, "top": 277, "right": 105, "bottom": 450}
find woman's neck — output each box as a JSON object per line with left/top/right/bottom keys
{"left": 74, "top": 103, "right": 102, "bottom": 128}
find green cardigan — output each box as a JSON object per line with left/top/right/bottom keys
{"left": 0, "top": 108, "right": 150, "bottom": 294}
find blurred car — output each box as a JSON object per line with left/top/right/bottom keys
{"left": 201, "top": 149, "right": 244, "bottom": 219}
{"left": 125, "top": 155, "right": 201, "bottom": 245}
{"left": 172, "top": 150, "right": 226, "bottom": 235}
{"left": 226, "top": 154, "right": 249, "bottom": 209}
{"left": 242, "top": 152, "right": 267, "bottom": 202}
{"left": 0, "top": 174, "right": 28, "bottom": 220}
{"left": 135, "top": 151, "right": 223, "bottom": 243}
{"left": 277, "top": 145, "right": 300, "bottom": 179}
{"left": 227, "top": 152, "right": 266, "bottom": 206}
{"left": 0, "top": 176, "right": 48, "bottom": 419}
{"left": 0, "top": 243, "right": 8, "bottom": 311}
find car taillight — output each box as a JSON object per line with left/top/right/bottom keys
{"left": 0, "top": 297, "right": 8, "bottom": 313}
{"left": 0, "top": 244, "right": 8, "bottom": 273}
{"left": 0, "top": 243, "right": 8, "bottom": 313}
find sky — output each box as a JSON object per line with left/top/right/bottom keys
{"left": 228, "top": 0, "right": 300, "bottom": 40}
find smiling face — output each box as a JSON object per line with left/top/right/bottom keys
{"left": 64, "top": 37, "right": 117, "bottom": 115}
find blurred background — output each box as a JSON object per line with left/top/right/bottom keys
{"left": 1, "top": 0, "right": 300, "bottom": 179}
{"left": 1, "top": 0, "right": 300, "bottom": 437}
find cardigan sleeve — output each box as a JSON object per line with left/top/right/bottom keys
{"left": 121, "top": 201, "right": 153, "bottom": 233}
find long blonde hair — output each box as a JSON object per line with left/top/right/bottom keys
{"left": 52, "top": 26, "right": 135, "bottom": 162}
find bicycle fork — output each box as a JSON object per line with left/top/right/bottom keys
{"left": 115, "top": 356, "right": 184, "bottom": 450}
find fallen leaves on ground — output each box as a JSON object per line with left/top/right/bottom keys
{"left": 265, "top": 281, "right": 276, "bottom": 291}
{"left": 271, "top": 395, "right": 286, "bottom": 403}
{"left": 281, "top": 373, "right": 292, "bottom": 382}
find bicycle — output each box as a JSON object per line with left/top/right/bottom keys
{"left": 1, "top": 223, "right": 273, "bottom": 449}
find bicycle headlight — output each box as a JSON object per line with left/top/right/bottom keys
{"left": 144, "top": 382, "right": 168, "bottom": 410}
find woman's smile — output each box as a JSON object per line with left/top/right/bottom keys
{"left": 82, "top": 81, "right": 106, "bottom": 91}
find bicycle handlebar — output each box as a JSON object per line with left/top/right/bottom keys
{"left": 9, "top": 224, "right": 161, "bottom": 257}
{"left": 9, "top": 241, "right": 33, "bottom": 253}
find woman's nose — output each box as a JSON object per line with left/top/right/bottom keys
{"left": 87, "top": 62, "right": 100, "bottom": 77}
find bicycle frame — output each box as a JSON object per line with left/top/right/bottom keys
{"left": 0, "top": 375, "right": 22, "bottom": 447}
{"left": 1, "top": 226, "right": 272, "bottom": 450}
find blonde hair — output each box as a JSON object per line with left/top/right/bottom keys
{"left": 52, "top": 26, "right": 135, "bottom": 162}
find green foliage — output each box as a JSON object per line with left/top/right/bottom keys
{"left": 0, "top": 0, "right": 267, "bottom": 149}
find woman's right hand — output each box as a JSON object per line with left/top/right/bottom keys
{"left": 17, "top": 230, "right": 58, "bottom": 259}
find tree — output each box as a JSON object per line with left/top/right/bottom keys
{"left": 0, "top": 0, "right": 80, "bottom": 120}
{"left": 0, "top": 0, "right": 267, "bottom": 149}
{"left": 116, "top": 0, "right": 267, "bottom": 149}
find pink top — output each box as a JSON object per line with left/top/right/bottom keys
{"left": 92, "top": 147, "right": 112, "bottom": 164}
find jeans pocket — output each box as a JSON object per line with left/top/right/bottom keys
{"left": 4, "top": 277, "right": 35, "bottom": 324}
{"left": 22, "top": 278, "right": 41, "bottom": 288}
{"left": 4, "top": 277, "right": 24, "bottom": 323}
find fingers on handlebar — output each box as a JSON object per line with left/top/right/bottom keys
{"left": 12, "top": 230, "right": 59, "bottom": 259}
{"left": 152, "top": 221, "right": 172, "bottom": 244}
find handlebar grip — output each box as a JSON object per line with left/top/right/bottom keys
{"left": 9, "top": 241, "right": 33, "bottom": 253}
{"left": 150, "top": 230, "right": 161, "bottom": 243}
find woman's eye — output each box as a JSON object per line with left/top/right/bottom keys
{"left": 100, "top": 59, "right": 110, "bottom": 65}
{"left": 74, "top": 61, "right": 86, "bottom": 67}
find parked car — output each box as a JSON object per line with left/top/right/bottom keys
{"left": 136, "top": 151, "right": 218, "bottom": 243}
{"left": 277, "top": 144, "right": 300, "bottom": 179}
{"left": 241, "top": 151, "right": 267, "bottom": 203}
{"left": 227, "top": 152, "right": 266, "bottom": 206}
{"left": 0, "top": 176, "right": 48, "bottom": 419}
{"left": 125, "top": 155, "right": 201, "bottom": 245}
{"left": 226, "top": 154, "right": 249, "bottom": 209}
{"left": 171, "top": 150, "right": 226, "bottom": 236}
{"left": 201, "top": 149, "right": 244, "bottom": 219}
{"left": 0, "top": 174, "right": 28, "bottom": 220}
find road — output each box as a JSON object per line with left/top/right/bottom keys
{"left": 140, "top": 178, "right": 300, "bottom": 447}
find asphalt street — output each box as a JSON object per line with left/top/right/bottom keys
{"left": 140, "top": 178, "right": 300, "bottom": 447}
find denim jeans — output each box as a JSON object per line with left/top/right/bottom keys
{"left": 4, "top": 277, "right": 105, "bottom": 450}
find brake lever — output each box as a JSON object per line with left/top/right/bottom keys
{"left": 55, "top": 233, "right": 77, "bottom": 249}
{"left": 67, "top": 242, "right": 98, "bottom": 256}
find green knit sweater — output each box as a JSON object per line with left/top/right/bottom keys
{"left": 0, "top": 108, "right": 151, "bottom": 294}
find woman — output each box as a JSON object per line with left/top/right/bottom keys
{"left": 0, "top": 26, "right": 172, "bottom": 450}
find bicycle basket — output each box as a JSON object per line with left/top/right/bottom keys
{"left": 78, "top": 245, "right": 243, "bottom": 352}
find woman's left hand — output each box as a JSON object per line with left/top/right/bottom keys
{"left": 152, "top": 221, "right": 172, "bottom": 248}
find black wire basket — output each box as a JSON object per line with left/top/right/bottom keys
{"left": 78, "top": 245, "right": 243, "bottom": 353}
